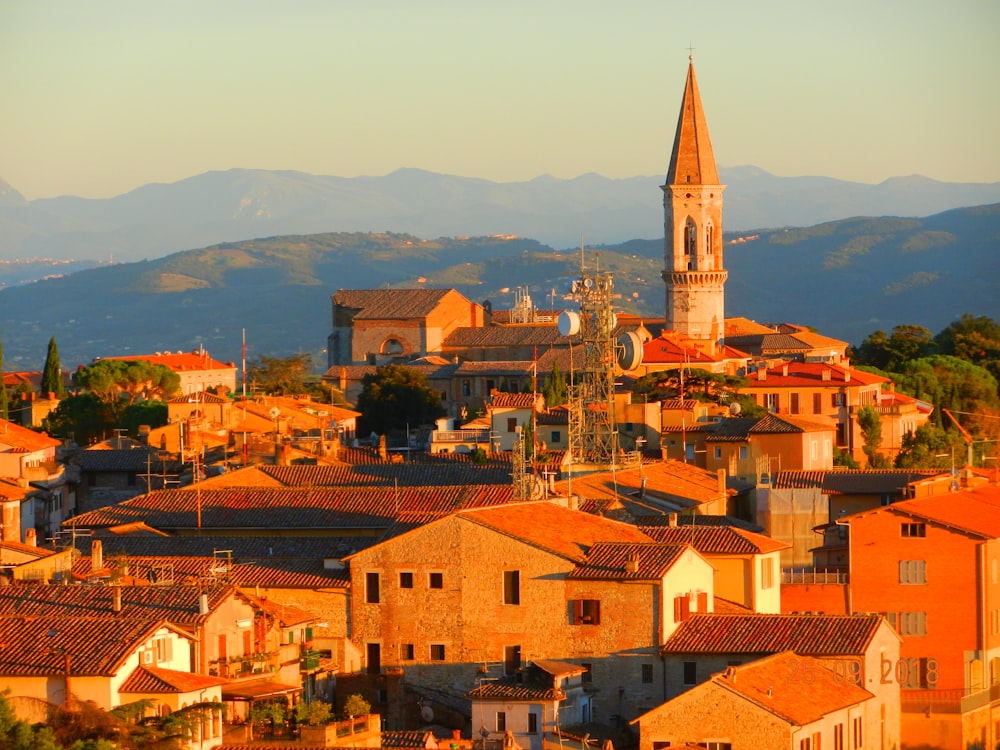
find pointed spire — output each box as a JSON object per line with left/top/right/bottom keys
{"left": 665, "top": 59, "right": 720, "bottom": 186}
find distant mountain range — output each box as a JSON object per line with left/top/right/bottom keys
{"left": 1, "top": 203, "right": 997, "bottom": 372}
{"left": 2, "top": 167, "right": 1000, "bottom": 270}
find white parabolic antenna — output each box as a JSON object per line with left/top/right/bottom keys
{"left": 420, "top": 704, "right": 435, "bottom": 722}
{"left": 616, "top": 331, "right": 644, "bottom": 372}
{"left": 557, "top": 310, "right": 581, "bottom": 336}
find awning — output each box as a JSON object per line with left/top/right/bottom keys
{"left": 222, "top": 679, "right": 302, "bottom": 701}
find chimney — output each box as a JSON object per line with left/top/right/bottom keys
{"left": 625, "top": 554, "right": 640, "bottom": 574}
{"left": 822, "top": 369, "right": 832, "bottom": 382}
{"left": 717, "top": 468, "right": 727, "bottom": 494}
{"left": 668, "top": 512, "right": 678, "bottom": 528}
{"left": 91, "top": 539, "right": 103, "bottom": 571}
{"left": 757, "top": 367, "right": 767, "bottom": 381}
{"left": 199, "top": 593, "right": 210, "bottom": 616}
{"left": 844, "top": 370, "right": 851, "bottom": 383}
{"left": 113, "top": 586, "right": 122, "bottom": 613}
{"left": 24, "top": 528, "right": 36, "bottom": 547}
{"left": 781, "top": 364, "right": 788, "bottom": 377}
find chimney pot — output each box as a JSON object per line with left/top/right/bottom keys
{"left": 113, "top": 586, "right": 122, "bottom": 613}
{"left": 25, "top": 528, "right": 37, "bottom": 546}
{"left": 92, "top": 540, "right": 103, "bottom": 571}
{"left": 668, "top": 512, "right": 678, "bottom": 528}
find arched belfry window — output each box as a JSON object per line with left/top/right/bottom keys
{"left": 381, "top": 338, "right": 404, "bottom": 355}
{"left": 684, "top": 219, "right": 697, "bottom": 270}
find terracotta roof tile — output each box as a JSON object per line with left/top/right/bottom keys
{"left": 444, "top": 325, "right": 571, "bottom": 348}
{"left": 713, "top": 651, "right": 873, "bottom": 726}
{"left": 102, "top": 350, "right": 234, "bottom": 371}
{"left": 661, "top": 613, "right": 886, "bottom": 655}
{"left": 334, "top": 288, "right": 458, "bottom": 319}
{"left": 119, "top": 665, "right": 227, "bottom": 693}
{"left": 0, "top": 616, "right": 174, "bottom": 676}
{"left": 773, "top": 469, "right": 940, "bottom": 493}
{"left": 0, "top": 419, "right": 61, "bottom": 452}
{"left": 66, "top": 485, "right": 516, "bottom": 532}
{"left": 459, "top": 501, "right": 653, "bottom": 563}
{"left": 567, "top": 542, "right": 688, "bottom": 580}
{"left": 641, "top": 525, "right": 789, "bottom": 554}
{"left": 260, "top": 463, "right": 513, "bottom": 488}
{"left": 853, "top": 484, "right": 1000, "bottom": 538}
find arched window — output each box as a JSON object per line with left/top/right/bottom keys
{"left": 380, "top": 338, "right": 404, "bottom": 356}
{"left": 684, "top": 219, "right": 697, "bottom": 270}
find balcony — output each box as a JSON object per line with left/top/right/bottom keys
{"left": 781, "top": 568, "right": 849, "bottom": 584}
{"left": 960, "top": 683, "right": 1000, "bottom": 714}
{"left": 301, "top": 648, "right": 322, "bottom": 671}
{"left": 433, "top": 429, "right": 490, "bottom": 444}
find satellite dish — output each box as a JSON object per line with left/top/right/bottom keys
{"left": 268, "top": 407, "right": 281, "bottom": 419}
{"left": 583, "top": 278, "right": 593, "bottom": 289}
{"left": 420, "top": 704, "right": 435, "bottom": 722}
{"left": 730, "top": 401, "right": 742, "bottom": 416}
{"left": 610, "top": 312, "right": 618, "bottom": 330}
{"left": 616, "top": 332, "right": 643, "bottom": 372}
{"left": 557, "top": 310, "right": 581, "bottom": 336}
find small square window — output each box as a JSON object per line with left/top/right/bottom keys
{"left": 682, "top": 661, "right": 696, "bottom": 685}
{"left": 365, "top": 572, "right": 380, "bottom": 604}
{"left": 399, "top": 572, "right": 413, "bottom": 589}
{"left": 430, "top": 644, "right": 446, "bottom": 661}
{"left": 641, "top": 663, "right": 653, "bottom": 683}
{"left": 429, "top": 572, "right": 443, "bottom": 589}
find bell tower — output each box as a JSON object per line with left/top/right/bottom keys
{"left": 662, "top": 57, "right": 726, "bottom": 341}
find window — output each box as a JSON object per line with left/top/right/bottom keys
{"left": 507, "top": 417, "right": 517, "bottom": 433}
{"left": 462, "top": 380, "right": 471, "bottom": 396}
{"left": 154, "top": 637, "right": 172, "bottom": 663}
{"left": 571, "top": 599, "right": 601, "bottom": 625}
{"left": 581, "top": 663, "right": 593, "bottom": 683}
{"left": 901, "top": 522, "right": 926, "bottom": 538}
{"left": 761, "top": 558, "right": 774, "bottom": 589}
{"left": 799, "top": 739, "right": 811, "bottom": 750}
{"left": 551, "top": 430, "right": 561, "bottom": 443}
{"left": 365, "top": 572, "right": 380, "bottom": 604}
{"left": 527, "top": 713, "right": 538, "bottom": 734}
{"left": 377, "top": 688, "right": 388, "bottom": 705}
{"left": 790, "top": 392, "right": 800, "bottom": 414}
{"left": 766, "top": 393, "right": 779, "bottom": 412}
{"left": 682, "top": 661, "right": 696, "bottom": 685}
{"left": 714, "top": 446, "right": 722, "bottom": 460}
{"left": 813, "top": 393, "right": 822, "bottom": 414}
{"left": 899, "top": 657, "right": 934, "bottom": 688}
{"left": 810, "top": 440, "right": 819, "bottom": 461}
{"left": 430, "top": 644, "right": 446, "bottom": 661}
{"left": 739, "top": 445, "right": 748, "bottom": 461}
{"left": 641, "top": 663, "right": 653, "bottom": 683}
{"left": 496, "top": 712, "right": 506, "bottom": 732}
{"left": 834, "top": 723, "right": 844, "bottom": 750}
{"left": 504, "top": 645, "right": 521, "bottom": 676}
{"left": 400, "top": 643, "right": 414, "bottom": 660}
{"left": 429, "top": 572, "right": 443, "bottom": 589}
{"left": 503, "top": 570, "right": 520, "bottom": 605}
{"left": 366, "top": 643, "right": 381, "bottom": 674}
{"left": 486, "top": 379, "right": 495, "bottom": 392}
{"left": 852, "top": 716, "right": 862, "bottom": 748}
{"left": 899, "top": 559, "right": 927, "bottom": 584}
{"left": 895, "top": 611, "right": 927, "bottom": 636}
{"left": 399, "top": 572, "right": 414, "bottom": 589}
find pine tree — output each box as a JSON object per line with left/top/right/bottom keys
{"left": 41, "top": 337, "right": 66, "bottom": 398}
{"left": 0, "top": 341, "right": 8, "bottom": 420}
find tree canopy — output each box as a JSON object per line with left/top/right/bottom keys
{"left": 356, "top": 364, "right": 445, "bottom": 436}
{"left": 75, "top": 359, "right": 180, "bottom": 414}
{"left": 248, "top": 353, "right": 314, "bottom": 396}
{"left": 41, "top": 337, "right": 67, "bottom": 397}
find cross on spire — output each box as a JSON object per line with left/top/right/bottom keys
{"left": 687, "top": 43, "right": 695, "bottom": 61}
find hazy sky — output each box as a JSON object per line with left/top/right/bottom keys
{"left": 2, "top": 0, "right": 998, "bottom": 200}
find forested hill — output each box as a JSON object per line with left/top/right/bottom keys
{"left": 1, "top": 203, "right": 998, "bottom": 371}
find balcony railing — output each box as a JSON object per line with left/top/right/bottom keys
{"left": 781, "top": 568, "right": 849, "bottom": 585}
{"left": 960, "top": 683, "right": 1000, "bottom": 714}
{"left": 901, "top": 688, "right": 964, "bottom": 714}
{"left": 433, "top": 429, "right": 490, "bottom": 443}
{"left": 301, "top": 648, "right": 322, "bottom": 671}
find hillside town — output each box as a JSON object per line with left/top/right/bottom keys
{"left": 1, "top": 60, "right": 998, "bottom": 750}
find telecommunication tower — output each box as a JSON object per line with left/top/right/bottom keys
{"left": 560, "top": 271, "right": 619, "bottom": 466}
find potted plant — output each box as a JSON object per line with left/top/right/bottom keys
{"left": 296, "top": 700, "right": 334, "bottom": 744}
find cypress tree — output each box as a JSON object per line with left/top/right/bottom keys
{"left": 41, "top": 337, "right": 66, "bottom": 397}
{"left": 0, "top": 341, "right": 8, "bottom": 420}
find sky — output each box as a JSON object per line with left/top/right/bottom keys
{"left": 1, "top": 0, "right": 998, "bottom": 201}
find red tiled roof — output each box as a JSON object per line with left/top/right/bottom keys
{"left": 661, "top": 613, "right": 887, "bottom": 655}
{"left": 119, "top": 665, "right": 227, "bottom": 693}
{"left": 713, "top": 651, "right": 873, "bottom": 726}
{"left": 334, "top": 288, "right": 460, "bottom": 319}
{"left": 0, "top": 419, "right": 61, "bottom": 452}
{"left": 458, "top": 501, "right": 654, "bottom": 563}
{"left": 567, "top": 542, "right": 688, "bottom": 580}
{"left": 641, "top": 525, "right": 789, "bottom": 554}
{"left": 445, "top": 325, "right": 571, "bottom": 348}
{"left": 739, "top": 362, "right": 888, "bottom": 389}
{"left": 101, "top": 350, "right": 234, "bottom": 371}
{"left": 773, "top": 469, "right": 941, "bottom": 493}
{"left": 0, "top": 582, "right": 235, "bottom": 627}
{"left": 853, "top": 484, "right": 1000, "bottom": 538}
{"left": 260, "top": 463, "right": 513, "bottom": 488}
{"left": 489, "top": 391, "right": 542, "bottom": 409}
{"left": 66, "top": 485, "right": 515, "bottom": 532}
{"left": 0, "top": 616, "right": 176, "bottom": 676}
{"left": 241, "top": 593, "right": 318, "bottom": 627}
